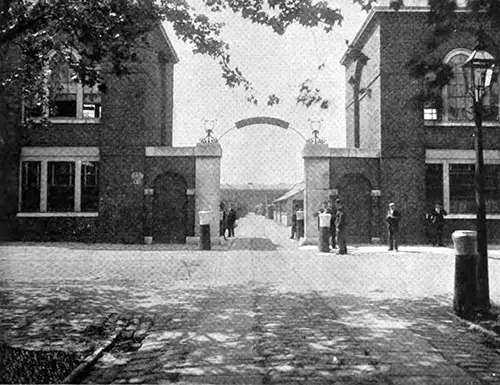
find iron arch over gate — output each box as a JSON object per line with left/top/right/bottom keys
{"left": 217, "top": 116, "right": 307, "bottom": 141}
{"left": 153, "top": 172, "right": 188, "bottom": 243}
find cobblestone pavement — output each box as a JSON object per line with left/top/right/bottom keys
{"left": 1, "top": 214, "right": 500, "bottom": 384}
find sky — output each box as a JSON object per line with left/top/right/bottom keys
{"left": 164, "top": 1, "right": 368, "bottom": 186}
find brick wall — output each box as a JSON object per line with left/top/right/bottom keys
{"left": 2, "top": 25, "right": 178, "bottom": 243}
{"left": 0, "top": 44, "right": 23, "bottom": 239}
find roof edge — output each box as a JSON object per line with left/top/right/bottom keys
{"left": 159, "top": 23, "right": 179, "bottom": 64}
{"left": 340, "top": 6, "right": 473, "bottom": 66}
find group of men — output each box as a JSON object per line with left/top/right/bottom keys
{"left": 291, "top": 199, "right": 448, "bottom": 252}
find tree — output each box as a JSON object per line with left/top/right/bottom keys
{"left": 0, "top": 0, "right": 357, "bottom": 114}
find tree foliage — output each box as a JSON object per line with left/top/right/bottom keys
{"left": 0, "top": 0, "right": 355, "bottom": 110}
{"left": 3, "top": 0, "right": 499, "bottom": 116}
{"left": 406, "top": 0, "right": 500, "bottom": 108}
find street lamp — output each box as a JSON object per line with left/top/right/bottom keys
{"left": 462, "top": 33, "right": 497, "bottom": 311}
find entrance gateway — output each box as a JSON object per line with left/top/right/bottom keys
{"left": 146, "top": 116, "right": 377, "bottom": 245}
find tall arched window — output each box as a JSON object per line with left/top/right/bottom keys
{"left": 443, "top": 48, "right": 499, "bottom": 122}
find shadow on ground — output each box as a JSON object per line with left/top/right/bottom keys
{"left": 227, "top": 238, "right": 279, "bottom": 251}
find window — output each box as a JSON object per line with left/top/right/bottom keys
{"left": 425, "top": 164, "right": 443, "bottom": 206}
{"left": 424, "top": 106, "right": 438, "bottom": 121}
{"left": 426, "top": 160, "right": 500, "bottom": 215}
{"left": 442, "top": 49, "right": 499, "bottom": 122}
{"left": 21, "top": 161, "right": 41, "bottom": 212}
{"left": 19, "top": 158, "right": 99, "bottom": 214}
{"left": 26, "top": 50, "right": 101, "bottom": 121}
{"left": 485, "top": 164, "right": 500, "bottom": 213}
{"left": 449, "top": 164, "right": 475, "bottom": 213}
{"left": 81, "top": 162, "right": 99, "bottom": 212}
{"left": 48, "top": 162, "right": 75, "bottom": 211}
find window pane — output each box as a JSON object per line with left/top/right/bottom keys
{"left": 81, "top": 162, "right": 99, "bottom": 212}
{"left": 446, "top": 53, "right": 474, "bottom": 122}
{"left": 47, "top": 162, "right": 75, "bottom": 211}
{"left": 83, "top": 92, "right": 101, "bottom": 118}
{"left": 426, "top": 164, "right": 443, "bottom": 208}
{"left": 449, "top": 164, "right": 475, "bottom": 213}
{"left": 49, "top": 52, "right": 78, "bottom": 118}
{"left": 485, "top": 164, "right": 500, "bottom": 213}
{"left": 21, "top": 161, "right": 41, "bottom": 212}
{"left": 51, "top": 98, "right": 77, "bottom": 117}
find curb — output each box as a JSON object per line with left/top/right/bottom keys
{"left": 447, "top": 311, "right": 500, "bottom": 352}
{"left": 60, "top": 328, "right": 122, "bottom": 384}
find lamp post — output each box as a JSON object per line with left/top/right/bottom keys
{"left": 462, "top": 33, "right": 496, "bottom": 311}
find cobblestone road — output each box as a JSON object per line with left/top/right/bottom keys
{"left": 1, "top": 214, "right": 500, "bottom": 384}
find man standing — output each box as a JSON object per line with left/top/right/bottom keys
{"left": 429, "top": 203, "right": 447, "bottom": 246}
{"left": 219, "top": 203, "right": 227, "bottom": 241}
{"left": 335, "top": 199, "right": 347, "bottom": 255}
{"left": 226, "top": 205, "right": 236, "bottom": 238}
{"left": 313, "top": 201, "right": 329, "bottom": 228}
{"left": 327, "top": 200, "right": 336, "bottom": 249}
{"left": 290, "top": 205, "right": 299, "bottom": 239}
{"left": 385, "top": 202, "right": 401, "bottom": 251}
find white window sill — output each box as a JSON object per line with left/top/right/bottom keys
{"left": 17, "top": 212, "right": 98, "bottom": 218}
{"left": 446, "top": 214, "right": 500, "bottom": 220}
{"left": 27, "top": 117, "right": 101, "bottom": 124}
{"left": 424, "top": 121, "right": 500, "bottom": 127}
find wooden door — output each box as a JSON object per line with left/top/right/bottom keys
{"left": 153, "top": 173, "right": 188, "bottom": 243}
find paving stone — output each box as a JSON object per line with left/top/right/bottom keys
{"left": 2, "top": 215, "right": 500, "bottom": 384}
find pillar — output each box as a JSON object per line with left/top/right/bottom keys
{"left": 195, "top": 142, "right": 222, "bottom": 244}
{"left": 302, "top": 143, "right": 330, "bottom": 245}
{"left": 144, "top": 188, "right": 154, "bottom": 244}
{"left": 452, "top": 230, "right": 478, "bottom": 318}
{"left": 371, "top": 189, "right": 381, "bottom": 244}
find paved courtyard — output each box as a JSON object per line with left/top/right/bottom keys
{"left": 1, "top": 214, "right": 500, "bottom": 384}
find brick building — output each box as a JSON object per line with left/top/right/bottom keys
{"left": 220, "top": 183, "right": 290, "bottom": 218}
{"left": 335, "top": 0, "right": 500, "bottom": 244}
{"left": 0, "top": 24, "right": 222, "bottom": 244}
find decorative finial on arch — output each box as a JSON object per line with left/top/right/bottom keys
{"left": 306, "top": 119, "right": 326, "bottom": 144}
{"left": 199, "top": 119, "right": 219, "bottom": 144}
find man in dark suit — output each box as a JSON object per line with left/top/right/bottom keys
{"left": 428, "top": 203, "right": 447, "bottom": 246}
{"left": 385, "top": 202, "right": 401, "bottom": 251}
{"left": 327, "top": 200, "right": 336, "bottom": 249}
{"left": 335, "top": 199, "right": 347, "bottom": 255}
{"left": 226, "top": 205, "right": 236, "bottom": 238}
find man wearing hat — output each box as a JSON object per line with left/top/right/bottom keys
{"left": 385, "top": 202, "right": 401, "bottom": 251}
{"left": 327, "top": 200, "right": 336, "bottom": 249}
{"left": 428, "top": 203, "right": 447, "bottom": 246}
{"left": 335, "top": 199, "right": 348, "bottom": 254}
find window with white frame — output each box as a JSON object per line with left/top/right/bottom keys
{"left": 26, "top": 50, "right": 101, "bottom": 121}
{"left": 423, "top": 104, "right": 438, "bottom": 121}
{"left": 441, "top": 49, "right": 499, "bottom": 122}
{"left": 19, "top": 157, "right": 99, "bottom": 215}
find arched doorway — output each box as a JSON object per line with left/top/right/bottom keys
{"left": 153, "top": 172, "right": 188, "bottom": 243}
{"left": 337, "top": 173, "right": 372, "bottom": 243}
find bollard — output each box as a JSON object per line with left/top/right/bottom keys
{"left": 199, "top": 210, "right": 212, "bottom": 250}
{"left": 452, "top": 230, "right": 477, "bottom": 318}
{"left": 318, "top": 213, "right": 331, "bottom": 253}
{"left": 296, "top": 210, "right": 305, "bottom": 241}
